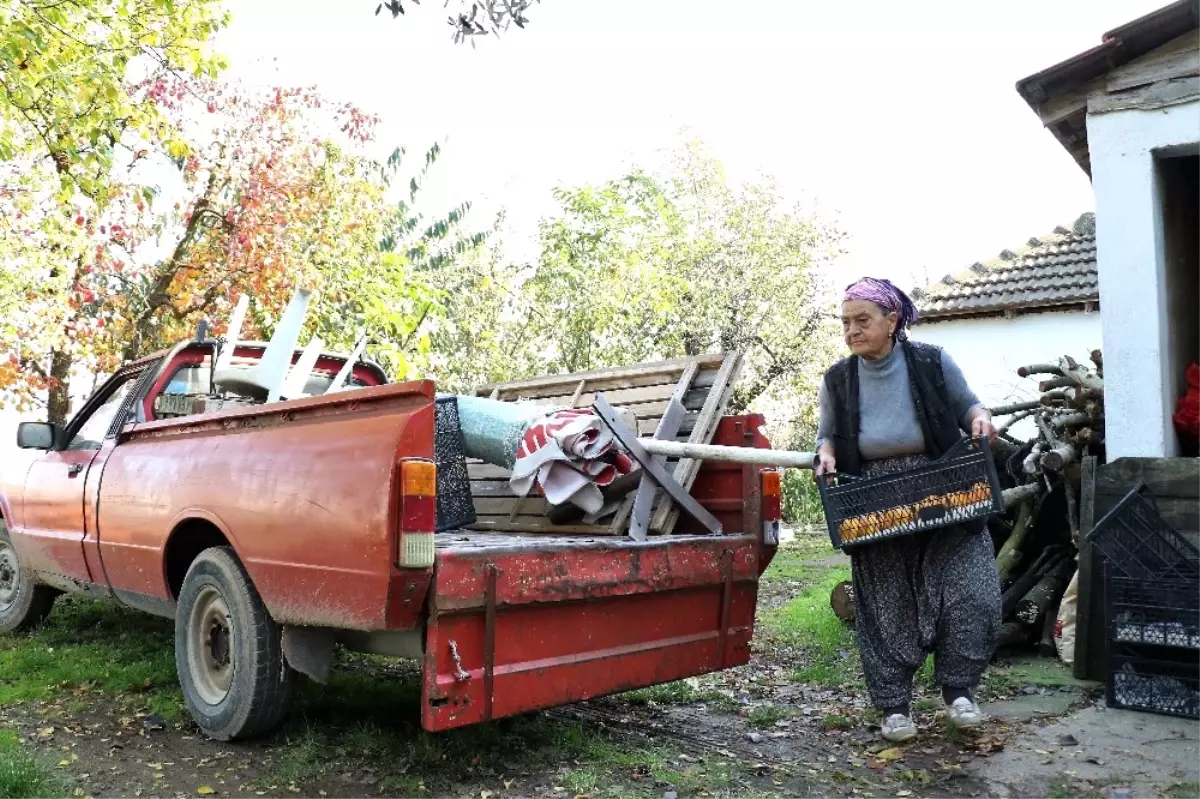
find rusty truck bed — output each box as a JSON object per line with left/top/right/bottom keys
{"left": 419, "top": 414, "right": 774, "bottom": 732}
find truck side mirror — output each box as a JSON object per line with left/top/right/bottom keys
{"left": 17, "top": 422, "right": 57, "bottom": 450}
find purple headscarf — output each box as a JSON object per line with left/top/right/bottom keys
{"left": 843, "top": 277, "right": 919, "bottom": 341}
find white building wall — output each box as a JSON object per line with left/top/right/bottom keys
{"left": 910, "top": 311, "right": 1103, "bottom": 440}
{"left": 1087, "top": 98, "right": 1200, "bottom": 459}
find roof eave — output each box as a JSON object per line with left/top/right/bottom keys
{"left": 1014, "top": 0, "right": 1200, "bottom": 176}
{"left": 915, "top": 297, "right": 1101, "bottom": 323}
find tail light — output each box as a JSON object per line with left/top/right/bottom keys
{"left": 761, "top": 469, "right": 782, "bottom": 546}
{"left": 398, "top": 458, "right": 436, "bottom": 568}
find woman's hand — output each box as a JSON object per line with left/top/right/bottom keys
{"left": 814, "top": 443, "right": 837, "bottom": 477}
{"left": 970, "top": 412, "right": 998, "bottom": 444}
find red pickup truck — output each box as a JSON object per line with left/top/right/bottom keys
{"left": 0, "top": 339, "right": 780, "bottom": 741}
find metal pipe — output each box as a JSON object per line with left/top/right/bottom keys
{"left": 639, "top": 439, "right": 816, "bottom": 469}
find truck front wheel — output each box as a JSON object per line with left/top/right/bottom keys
{"left": 0, "top": 519, "right": 58, "bottom": 633}
{"left": 175, "top": 547, "right": 294, "bottom": 740}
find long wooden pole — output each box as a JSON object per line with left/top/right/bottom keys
{"left": 639, "top": 439, "right": 816, "bottom": 469}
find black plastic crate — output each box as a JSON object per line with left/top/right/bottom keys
{"left": 1107, "top": 651, "right": 1200, "bottom": 719}
{"left": 434, "top": 395, "right": 476, "bottom": 532}
{"left": 1086, "top": 485, "right": 1200, "bottom": 581}
{"left": 1106, "top": 569, "right": 1200, "bottom": 649}
{"left": 817, "top": 436, "right": 1003, "bottom": 550}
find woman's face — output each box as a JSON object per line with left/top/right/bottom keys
{"left": 842, "top": 300, "right": 898, "bottom": 359}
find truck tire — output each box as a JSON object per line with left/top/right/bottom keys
{"left": 175, "top": 546, "right": 294, "bottom": 741}
{"left": 0, "top": 519, "right": 58, "bottom": 633}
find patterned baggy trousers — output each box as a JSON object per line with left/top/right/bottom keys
{"left": 849, "top": 454, "right": 1003, "bottom": 710}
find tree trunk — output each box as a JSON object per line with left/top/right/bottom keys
{"left": 46, "top": 349, "right": 73, "bottom": 426}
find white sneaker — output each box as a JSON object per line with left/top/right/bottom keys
{"left": 947, "top": 696, "right": 984, "bottom": 728}
{"left": 880, "top": 713, "right": 918, "bottom": 742}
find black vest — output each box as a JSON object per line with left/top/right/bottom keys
{"left": 822, "top": 340, "right": 964, "bottom": 477}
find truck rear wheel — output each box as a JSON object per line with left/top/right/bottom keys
{"left": 175, "top": 547, "right": 294, "bottom": 740}
{"left": 0, "top": 519, "right": 58, "bottom": 633}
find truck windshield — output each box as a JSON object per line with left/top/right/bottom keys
{"left": 165, "top": 363, "right": 367, "bottom": 398}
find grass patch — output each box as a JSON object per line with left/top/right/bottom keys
{"left": 622, "top": 679, "right": 738, "bottom": 713}
{"left": 0, "top": 729, "right": 66, "bottom": 799}
{"left": 747, "top": 704, "right": 792, "bottom": 729}
{"left": 1165, "top": 780, "right": 1200, "bottom": 799}
{"left": 822, "top": 714, "right": 854, "bottom": 730}
{"left": 242, "top": 651, "right": 738, "bottom": 798}
{"left": 981, "top": 655, "right": 1096, "bottom": 699}
{"left": 0, "top": 595, "right": 178, "bottom": 714}
{"left": 760, "top": 537, "right": 840, "bottom": 583}
{"left": 765, "top": 564, "right": 857, "bottom": 686}
{"left": 913, "top": 697, "right": 939, "bottom": 712}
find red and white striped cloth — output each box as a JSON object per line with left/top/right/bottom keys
{"left": 510, "top": 409, "right": 636, "bottom": 513}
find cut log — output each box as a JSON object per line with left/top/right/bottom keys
{"left": 830, "top": 580, "right": 855, "bottom": 624}
{"left": 1003, "top": 483, "right": 1041, "bottom": 510}
{"left": 990, "top": 400, "right": 1042, "bottom": 415}
{"left": 1002, "top": 546, "right": 1069, "bottom": 618}
{"left": 1041, "top": 442, "right": 1078, "bottom": 472}
{"left": 1016, "top": 557, "right": 1077, "bottom": 625}
{"left": 1058, "top": 356, "right": 1104, "bottom": 392}
{"left": 1023, "top": 443, "right": 1045, "bottom": 475}
{"left": 996, "top": 500, "right": 1036, "bottom": 582}
{"left": 1039, "top": 377, "right": 1075, "bottom": 392}
{"left": 999, "top": 409, "right": 1039, "bottom": 435}
{"left": 1051, "top": 412, "right": 1092, "bottom": 431}
{"left": 1040, "top": 389, "right": 1072, "bottom": 406}
{"left": 997, "top": 621, "right": 1034, "bottom": 649}
{"left": 1039, "top": 594, "right": 1063, "bottom": 658}
{"left": 1018, "top": 364, "right": 1064, "bottom": 378}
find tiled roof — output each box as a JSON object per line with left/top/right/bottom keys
{"left": 912, "top": 213, "right": 1098, "bottom": 321}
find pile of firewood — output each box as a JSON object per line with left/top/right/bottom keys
{"left": 828, "top": 351, "right": 1105, "bottom": 659}
{"left": 988, "top": 350, "right": 1104, "bottom": 653}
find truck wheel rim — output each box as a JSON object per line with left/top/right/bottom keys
{"left": 0, "top": 542, "right": 20, "bottom": 613}
{"left": 188, "top": 586, "right": 233, "bottom": 704}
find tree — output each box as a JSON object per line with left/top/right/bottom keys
{"left": 1, "top": 76, "right": 482, "bottom": 423}
{"left": 374, "top": 0, "right": 539, "bottom": 44}
{"left": 0, "top": 0, "right": 230, "bottom": 202}
{"left": 523, "top": 140, "right": 844, "bottom": 415}
{"left": 418, "top": 212, "right": 534, "bottom": 392}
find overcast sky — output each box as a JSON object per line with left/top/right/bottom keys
{"left": 216, "top": 0, "right": 1163, "bottom": 291}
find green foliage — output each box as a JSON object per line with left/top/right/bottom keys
{"left": 0, "top": 0, "right": 230, "bottom": 202}
{"left": 0, "top": 730, "right": 65, "bottom": 799}
{"left": 0, "top": 595, "right": 180, "bottom": 712}
{"left": 781, "top": 469, "right": 825, "bottom": 527}
{"left": 432, "top": 139, "right": 843, "bottom": 450}
{"left": 765, "top": 565, "right": 858, "bottom": 686}
{"left": 376, "top": 0, "right": 539, "bottom": 45}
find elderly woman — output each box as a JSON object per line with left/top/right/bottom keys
{"left": 815, "top": 277, "right": 1001, "bottom": 743}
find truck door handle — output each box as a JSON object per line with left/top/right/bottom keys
{"left": 67, "top": 463, "right": 84, "bottom": 477}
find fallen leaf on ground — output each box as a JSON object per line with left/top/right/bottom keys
{"left": 877, "top": 747, "right": 904, "bottom": 762}
{"left": 197, "top": 788, "right": 215, "bottom": 796}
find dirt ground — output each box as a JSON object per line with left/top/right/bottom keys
{"left": 2, "top": 535, "right": 1196, "bottom": 799}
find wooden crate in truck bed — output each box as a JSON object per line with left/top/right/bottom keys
{"left": 468, "top": 352, "right": 744, "bottom": 536}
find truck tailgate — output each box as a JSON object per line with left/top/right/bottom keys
{"left": 422, "top": 531, "right": 762, "bottom": 731}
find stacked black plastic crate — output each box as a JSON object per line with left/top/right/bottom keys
{"left": 1086, "top": 484, "right": 1200, "bottom": 719}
